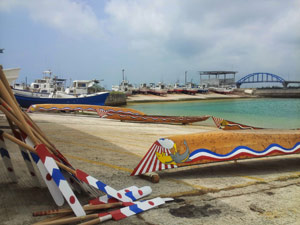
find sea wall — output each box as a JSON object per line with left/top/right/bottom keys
{"left": 254, "top": 88, "right": 300, "bottom": 98}
{"left": 105, "top": 92, "right": 127, "bottom": 106}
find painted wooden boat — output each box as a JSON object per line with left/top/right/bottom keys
{"left": 27, "top": 104, "right": 145, "bottom": 116}
{"left": 103, "top": 113, "right": 210, "bottom": 124}
{"left": 212, "top": 116, "right": 262, "bottom": 130}
{"left": 131, "top": 129, "right": 300, "bottom": 175}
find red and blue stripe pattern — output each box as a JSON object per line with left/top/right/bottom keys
{"left": 131, "top": 141, "right": 177, "bottom": 176}
{"left": 76, "top": 169, "right": 152, "bottom": 202}
{"left": 96, "top": 197, "right": 169, "bottom": 222}
{"left": 12, "top": 130, "right": 40, "bottom": 187}
{"left": 35, "top": 144, "right": 85, "bottom": 217}
{"left": 89, "top": 186, "right": 148, "bottom": 205}
{"left": 188, "top": 142, "right": 300, "bottom": 163}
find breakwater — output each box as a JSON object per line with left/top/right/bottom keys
{"left": 254, "top": 88, "right": 300, "bottom": 98}
{"left": 105, "top": 92, "right": 127, "bottom": 106}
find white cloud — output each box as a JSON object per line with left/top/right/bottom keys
{"left": 0, "top": 0, "right": 103, "bottom": 39}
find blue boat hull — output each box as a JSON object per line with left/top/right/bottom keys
{"left": 14, "top": 92, "right": 109, "bottom": 108}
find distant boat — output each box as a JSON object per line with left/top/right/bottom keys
{"left": 138, "top": 83, "right": 150, "bottom": 94}
{"left": 183, "top": 82, "right": 198, "bottom": 95}
{"left": 209, "top": 87, "right": 234, "bottom": 94}
{"left": 148, "top": 82, "right": 168, "bottom": 96}
{"left": 173, "top": 83, "right": 184, "bottom": 93}
{"left": 14, "top": 91, "right": 109, "bottom": 108}
{"left": 112, "top": 80, "right": 134, "bottom": 96}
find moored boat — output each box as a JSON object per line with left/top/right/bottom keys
{"left": 148, "top": 82, "right": 168, "bottom": 96}
{"left": 173, "top": 83, "right": 184, "bottom": 93}
{"left": 15, "top": 92, "right": 109, "bottom": 108}
{"left": 12, "top": 69, "right": 109, "bottom": 108}
{"left": 183, "top": 82, "right": 198, "bottom": 95}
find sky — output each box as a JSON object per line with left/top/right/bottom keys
{"left": 0, "top": 0, "right": 299, "bottom": 89}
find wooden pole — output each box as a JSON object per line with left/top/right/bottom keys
{"left": 33, "top": 214, "right": 99, "bottom": 225}
{"left": 33, "top": 202, "right": 123, "bottom": 216}
{"left": 0, "top": 80, "right": 38, "bottom": 144}
{"left": 1, "top": 131, "right": 74, "bottom": 174}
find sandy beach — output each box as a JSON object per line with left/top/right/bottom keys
{"left": 127, "top": 92, "right": 250, "bottom": 103}
{"left": 1, "top": 112, "right": 300, "bottom": 225}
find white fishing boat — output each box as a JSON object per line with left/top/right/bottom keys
{"left": 112, "top": 80, "right": 134, "bottom": 96}
{"left": 65, "top": 79, "right": 105, "bottom": 96}
{"left": 149, "top": 82, "right": 168, "bottom": 96}
{"left": 183, "top": 82, "right": 198, "bottom": 95}
{"left": 138, "top": 83, "right": 149, "bottom": 94}
{"left": 12, "top": 70, "right": 109, "bottom": 108}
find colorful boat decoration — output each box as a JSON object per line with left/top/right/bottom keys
{"left": 27, "top": 103, "right": 209, "bottom": 124}
{"left": 131, "top": 130, "right": 300, "bottom": 176}
{"left": 212, "top": 116, "right": 263, "bottom": 130}
{"left": 27, "top": 104, "right": 145, "bottom": 116}
{"left": 103, "top": 113, "right": 210, "bottom": 124}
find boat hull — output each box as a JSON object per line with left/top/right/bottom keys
{"left": 104, "top": 113, "right": 210, "bottom": 124}
{"left": 131, "top": 130, "right": 300, "bottom": 176}
{"left": 15, "top": 92, "right": 109, "bottom": 108}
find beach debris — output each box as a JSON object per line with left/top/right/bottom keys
{"left": 0, "top": 65, "right": 169, "bottom": 223}
{"left": 131, "top": 130, "right": 300, "bottom": 176}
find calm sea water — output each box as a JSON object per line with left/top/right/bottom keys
{"left": 126, "top": 98, "right": 300, "bottom": 129}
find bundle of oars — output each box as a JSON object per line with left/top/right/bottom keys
{"left": 31, "top": 196, "right": 172, "bottom": 225}
{"left": 0, "top": 65, "right": 170, "bottom": 223}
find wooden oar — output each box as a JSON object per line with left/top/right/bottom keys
{"left": 33, "top": 201, "right": 125, "bottom": 216}
{"left": 0, "top": 79, "right": 38, "bottom": 144}
{"left": 1, "top": 131, "right": 152, "bottom": 203}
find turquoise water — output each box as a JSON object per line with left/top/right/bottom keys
{"left": 126, "top": 98, "right": 300, "bottom": 129}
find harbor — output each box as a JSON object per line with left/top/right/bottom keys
{"left": 1, "top": 112, "right": 300, "bottom": 225}
{"left": 1, "top": 1, "right": 300, "bottom": 225}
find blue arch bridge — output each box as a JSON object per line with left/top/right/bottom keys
{"left": 236, "top": 72, "right": 300, "bottom": 88}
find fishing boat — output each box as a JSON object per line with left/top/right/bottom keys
{"left": 12, "top": 70, "right": 109, "bottom": 108}
{"left": 131, "top": 129, "right": 300, "bottom": 176}
{"left": 138, "top": 83, "right": 149, "bottom": 94}
{"left": 183, "top": 82, "right": 198, "bottom": 95}
{"left": 14, "top": 92, "right": 109, "bottom": 108}
{"left": 173, "top": 83, "right": 184, "bottom": 93}
{"left": 65, "top": 79, "right": 105, "bottom": 96}
{"left": 148, "top": 82, "right": 168, "bottom": 96}
{"left": 209, "top": 87, "right": 234, "bottom": 94}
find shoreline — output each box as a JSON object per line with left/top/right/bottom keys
{"left": 126, "top": 93, "right": 254, "bottom": 103}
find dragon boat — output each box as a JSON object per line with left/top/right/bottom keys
{"left": 131, "top": 129, "right": 300, "bottom": 176}
{"left": 27, "top": 103, "right": 210, "bottom": 124}
{"left": 27, "top": 104, "right": 145, "bottom": 116}
{"left": 103, "top": 113, "right": 210, "bottom": 124}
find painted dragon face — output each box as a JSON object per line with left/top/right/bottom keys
{"left": 156, "top": 138, "right": 177, "bottom": 165}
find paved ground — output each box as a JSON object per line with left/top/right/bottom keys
{"left": 0, "top": 113, "right": 300, "bottom": 225}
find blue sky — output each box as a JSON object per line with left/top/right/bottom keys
{"left": 0, "top": 0, "right": 299, "bottom": 89}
